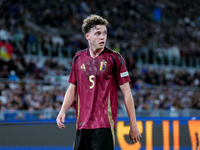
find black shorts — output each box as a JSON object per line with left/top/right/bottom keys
{"left": 73, "top": 128, "right": 115, "bottom": 150}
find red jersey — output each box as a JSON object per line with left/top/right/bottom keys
{"left": 68, "top": 47, "right": 130, "bottom": 130}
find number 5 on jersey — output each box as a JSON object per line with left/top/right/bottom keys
{"left": 89, "top": 75, "right": 95, "bottom": 89}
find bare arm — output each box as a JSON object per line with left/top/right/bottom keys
{"left": 56, "top": 83, "right": 77, "bottom": 129}
{"left": 119, "top": 82, "right": 142, "bottom": 144}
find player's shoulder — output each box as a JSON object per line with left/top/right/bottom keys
{"left": 106, "top": 47, "right": 123, "bottom": 57}
{"left": 105, "top": 47, "right": 125, "bottom": 64}
{"left": 106, "top": 47, "right": 120, "bottom": 55}
{"left": 73, "top": 48, "right": 88, "bottom": 59}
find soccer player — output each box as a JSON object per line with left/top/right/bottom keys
{"left": 56, "top": 14, "right": 141, "bottom": 150}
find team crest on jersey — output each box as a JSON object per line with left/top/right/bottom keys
{"left": 80, "top": 63, "right": 86, "bottom": 69}
{"left": 99, "top": 60, "right": 107, "bottom": 71}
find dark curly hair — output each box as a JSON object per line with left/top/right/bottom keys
{"left": 82, "top": 14, "right": 108, "bottom": 34}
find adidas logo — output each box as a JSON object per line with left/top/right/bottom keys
{"left": 80, "top": 64, "right": 86, "bottom": 69}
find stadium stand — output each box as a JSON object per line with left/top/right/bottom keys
{"left": 0, "top": 0, "right": 200, "bottom": 120}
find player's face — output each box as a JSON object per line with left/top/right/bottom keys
{"left": 86, "top": 25, "right": 107, "bottom": 52}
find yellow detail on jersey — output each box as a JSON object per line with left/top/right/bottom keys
{"left": 80, "top": 63, "right": 86, "bottom": 69}
{"left": 108, "top": 92, "right": 115, "bottom": 147}
{"left": 76, "top": 95, "right": 80, "bottom": 128}
{"left": 89, "top": 75, "right": 95, "bottom": 89}
{"left": 100, "top": 62, "right": 103, "bottom": 70}
{"left": 99, "top": 60, "right": 107, "bottom": 71}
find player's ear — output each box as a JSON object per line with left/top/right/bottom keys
{"left": 85, "top": 33, "right": 89, "bottom": 40}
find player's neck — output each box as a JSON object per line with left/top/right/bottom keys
{"left": 89, "top": 47, "right": 104, "bottom": 58}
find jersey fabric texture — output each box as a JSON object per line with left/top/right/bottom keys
{"left": 68, "top": 47, "right": 130, "bottom": 130}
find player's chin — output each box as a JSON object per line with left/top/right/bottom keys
{"left": 98, "top": 44, "right": 105, "bottom": 48}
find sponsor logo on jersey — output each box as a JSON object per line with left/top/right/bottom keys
{"left": 100, "top": 60, "right": 107, "bottom": 71}
{"left": 120, "top": 71, "right": 129, "bottom": 77}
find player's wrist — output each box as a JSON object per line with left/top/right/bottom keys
{"left": 59, "top": 111, "right": 66, "bottom": 115}
{"left": 130, "top": 123, "right": 138, "bottom": 129}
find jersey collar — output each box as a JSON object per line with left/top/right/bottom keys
{"left": 87, "top": 47, "right": 107, "bottom": 57}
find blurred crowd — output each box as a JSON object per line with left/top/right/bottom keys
{"left": 0, "top": 55, "right": 70, "bottom": 81}
{"left": 0, "top": 0, "right": 200, "bottom": 119}
{"left": 0, "top": 54, "right": 199, "bottom": 120}
{"left": 1, "top": 0, "right": 200, "bottom": 61}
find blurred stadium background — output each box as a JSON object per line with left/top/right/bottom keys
{"left": 0, "top": 0, "right": 200, "bottom": 149}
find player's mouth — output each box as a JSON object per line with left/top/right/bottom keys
{"left": 99, "top": 42, "right": 105, "bottom": 45}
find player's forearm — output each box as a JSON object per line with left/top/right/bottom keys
{"left": 59, "top": 84, "right": 77, "bottom": 114}
{"left": 120, "top": 83, "right": 138, "bottom": 127}
{"left": 124, "top": 93, "right": 138, "bottom": 127}
{"left": 59, "top": 93, "right": 74, "bottom": 114}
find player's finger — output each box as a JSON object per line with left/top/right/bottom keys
{"left": 131, "top": 137, "right": 136, "bottom": 144}
{"left": 56, "top": 118, "right": 61, "bottom": 125}
{"left": 61, "top": 125, "right": 65, "bottom": 129}
{"left": 60, "top": 125, "right": 65, "bottom": 129}
{"left": 62, "top": 114, "right": 65, "bottom": 123}
{"left": 58, "top": 122, "right": 65, "bottom": 129}
{"left": 132, "top": 139, "right": 137, "bottom": 144}
{"left": 56, "top": 116, "right": 65, "bottom": 129}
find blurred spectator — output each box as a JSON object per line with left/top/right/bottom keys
{"left": 25, "top": 106, "right": 37, "bottom": 120}
{"left": 52, "top": 35, "right": 64, "bottom": 47}
{"left": 8, "top": 70, "right": 19, "bottom": 81}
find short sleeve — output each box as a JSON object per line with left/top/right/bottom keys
{"left": 114, "top": 53, "right": 131, "bottom": 85}
{"left": 68, "top": 56, "right": 78, "bottom": 85}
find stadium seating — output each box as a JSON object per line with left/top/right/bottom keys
{"left": 0, "top": 0, "right": 200, "bottom": 120}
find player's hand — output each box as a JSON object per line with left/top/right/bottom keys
{"left": 129, "top": 125, "right": 142, "bottom": 144}
{"left": 56, "top": 113, "right": 66, "bottom": 129}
